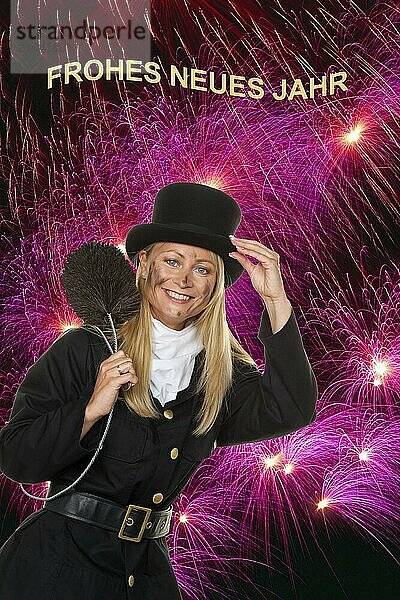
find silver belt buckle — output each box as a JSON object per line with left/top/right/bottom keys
{"left": 118, "top": 504, "right": 152, "bottom": 542}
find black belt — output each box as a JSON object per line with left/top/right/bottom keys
{"left": 43, "top": 490, "right": 172, "bottom": 542}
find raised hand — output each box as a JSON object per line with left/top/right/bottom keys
{"left": 229, "top": 235, "right": 288, "bottom": 302}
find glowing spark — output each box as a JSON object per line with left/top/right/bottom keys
{"left": 343, "top": 124, "right": 364, "bottom": 144}
{"left": 359, "top": 451, "right": 369, "bottom": 462}
{"left": 284, "top": 463, "right": 295, "bottom": 474}
{"left": 59, "top": 321, "right": 80, "bottom": 332}
{"left": 374, "top": 362, "right": 387, "bottom": 376}
{"left": 200, "top": 178, "right": 223, "bottom": 189}
{"left": 372, "top": 360, "right": 390, "bottom": 386}
{"left": 317, "top": 498, "right": 331, "bottom": 510}
{"left": 373, "top": 360, "right": 390, "bottom": 377}
{"left": 179, "top": 513, "right": 189, "bottom": 523}
{"left": 262, "top": 453, "right": 282, "bottom": 470}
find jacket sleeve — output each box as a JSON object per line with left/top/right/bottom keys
{"left": 0, "top": 327, "right": 102, "bottom": 484}
{"left": 216, "top": 307, "right": 318, "bottom": 447}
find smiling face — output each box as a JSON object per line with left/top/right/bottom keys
{"left": 138, "top": 242, "right": 218, "bottom": 330}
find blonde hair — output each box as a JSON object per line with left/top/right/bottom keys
{"left": 117, "top": 243, "right": 257, "bottom": 436}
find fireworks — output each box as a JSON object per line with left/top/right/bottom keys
{"left": 1, "top": 0, "right": 399, "bottom": 597}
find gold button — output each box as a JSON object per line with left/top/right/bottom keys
{"left": 128, "top": 575, "right": 135, "bottom": 587}
{"left": 163, "top": 409, "right": 174, "bottom": 419}
{"left": 153, "top": 492, "right": 163, "bottom": 504}
{"left": 170, "top": 447, "right": 179, "bottom": 460}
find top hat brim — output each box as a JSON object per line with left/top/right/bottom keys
{"left": 125, "top": 223, "right": 244, "bottom": 288}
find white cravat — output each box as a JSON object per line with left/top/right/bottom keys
{"left": 150, "top": 316, "right": 204, "bottom": 406}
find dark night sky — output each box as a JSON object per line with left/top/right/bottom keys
{"left": 1, "top": 2, "right": 399, "bottom": 599}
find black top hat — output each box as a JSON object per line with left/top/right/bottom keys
{"left": 125, "top": 182, "right": 244, "bottom": 287}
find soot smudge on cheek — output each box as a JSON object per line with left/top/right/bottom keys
{"left": 152, "top": 264, "right": 168, "bottom": 287}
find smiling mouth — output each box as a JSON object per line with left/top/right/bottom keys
{"left": 163, "top": 288, "right": 193, "bottom": 301}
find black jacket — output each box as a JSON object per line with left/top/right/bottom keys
{"left": 0, "top": 306, "right": 317, "bottom": 599}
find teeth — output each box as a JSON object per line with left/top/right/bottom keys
{"left": 165, "top": 290, "right": 191, "bottom": 300}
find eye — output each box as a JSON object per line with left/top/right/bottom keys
{"left": 165, "top": 258, "right": 179, "bottom": 266}
{"left": 195, "top": 266, "right": 210, "bottom": 275}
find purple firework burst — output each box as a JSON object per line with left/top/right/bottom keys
{"left": 0, "top": 0, "right": 399, "bottom": 597}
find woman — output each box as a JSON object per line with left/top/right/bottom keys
{"left": 0, "top": 182, "right": 317, "bottom": 599}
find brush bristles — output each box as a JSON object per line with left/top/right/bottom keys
{"left": 61, "top": 242, "right": 140, "bottom": 327}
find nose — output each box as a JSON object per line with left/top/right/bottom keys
{"left": 173, "top": 265, "right": 193, "bottom": 288}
